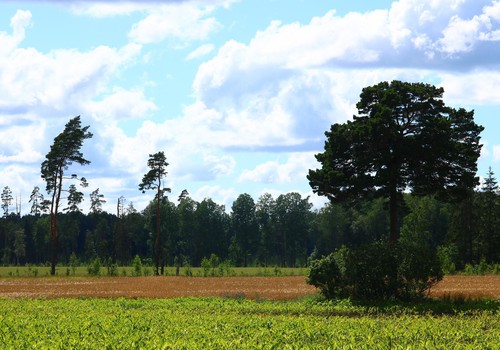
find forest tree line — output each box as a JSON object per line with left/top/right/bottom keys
{"left": 0, "top": 168, "right": 498, "bottom": 270}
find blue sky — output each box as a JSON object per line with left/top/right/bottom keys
{"left": 0, "top": 0, "right": 499, "bottom": 214}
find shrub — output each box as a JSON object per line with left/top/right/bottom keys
{"left": 132, "top": 255, "right": 142, "bottom": 277}
{"left": 437, "top": 245, "right": 457, "bottom": 275}
{"left": 477, "top": 258, "right": 489, "bottom": 275}
{"left": 201, "top": 257, "right": 210, "bottom": 277}
{"left": 107, "top": 263, "right": 119, "bottom": 277}
{"left": 307, "top": 240, "right": 442, "bottom": 301}
{"left": 143, "top": 267, "right": 153, "bottom": 276}
{"left": 464, "top": 263, "right": 475, "bottom": 275}
{"left": 69, "top": 253, "right": 79, "bottom": 276}
{"left": 307, "top": 253, "right": 342, "bottom": 299}
{"left": 87, "top": 257, "right": 101, "bottom": 276}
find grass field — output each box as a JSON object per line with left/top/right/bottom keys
{"left": 0, "top": 297, "right": 498, "bottom": 349}
{"left": 0, "top": 265, "right": 307, "bottom": 278}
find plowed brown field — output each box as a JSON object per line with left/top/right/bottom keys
{"left": 0, "top": 275, "right": 498, "bottom": 300}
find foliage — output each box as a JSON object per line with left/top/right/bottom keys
{"left": 308, "top": 80, "right": 484, "bottom": 242}
{"left": 40, "top": 116, "right": 93, "bottom": 275}
{"left": 89, "top": 188, "right": 106, "bottom": 214}
{"left": 87, "top": 257, "right": 101, "bottom": 276}
{"left": 231, "top": 194, "right": 258, "bottom": 266}
{"left": 138, "top": 151, "right": 170, "bottom": 276}
{"left": 307, "top": 252, "right": 342, "bottom": 299}
{"left": 0, "top": 298, "right": 498, "bottom": 349}
{"left": 1, "top": 186, "right": 13, "bottom": 217}
{"left": 132, "top": 255, "right": 142, "bottom": 277}
{"left": 437, "top": 245, "right": 457, "bottom": 275}
{"left": 308, "top": 240, "right": 442, "bottom": 300}
{"left": 0, "top": 188, "right": 497, "bottom": 270}
{"left": 69, "top": 252, "right": 79, "bottom": 276}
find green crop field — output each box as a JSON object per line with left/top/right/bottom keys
{"left": 1, "top": 297, "right": 498, "bottom": 349}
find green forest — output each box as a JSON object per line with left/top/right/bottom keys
{"left": 1, "top": 177, "right": 498, "bottom": 272}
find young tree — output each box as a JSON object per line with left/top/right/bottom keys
{"left": 477, "top": 167, "right": 499, "bottom": 262}
{"left": 308, "top": 81, "right": 483, "bottom": 242}
{"left": 29, "top": 186, "right": 48, "bottom": 216}
{"left": 64, "top": 184, "right": 85, "bottom": 213}
{"left": 139, "top": 151, "right": 170, "bottom": 275}
{"left": 1, "top": 186, "right": 13, "bottom": 217}
{"left": 41, "top": 116, "right": 93, "bottom": 275}
{"left": 89, "top": 188, "right": 106, "bottom": 214}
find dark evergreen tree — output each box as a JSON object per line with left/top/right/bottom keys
{"left": 139, "top": 151, "right": 170, "bottom": 275}
{"left": 308, "top": 80, "right": 484, "bottom": 242}
{"left": 40, "top": 116, "right": 92, "bottom": 275}
{"left": 230, "top": 193, "right": 258, "bottom": 266}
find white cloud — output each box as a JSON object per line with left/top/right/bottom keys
{"left": 0, "top": 42, "right": 142, "bottom": 115}
{"left": 238, "top": 153, "right": 318, "bottom": 184}
{"left": 0, "top": 10, "right": 31, "bottom": 55}
{"left": 438, "top": 14, "right": 491, "bottom": 54}
{"left": 87, "top": 87, "right": 157, "bottom": 122}
{"left": 186, "top": 43, "right": 214, "bottom": 60}
{"left": 129, "top": 4, "right": 221, "bottom": 44}
{"left": 494, "top": 145, "right": 500, "bottom": 161}
{"left": 193, "top": 185, "right": 238, "bottom": 209}
{"left": 440, "top": 70, "right": 500, "bottom": 105}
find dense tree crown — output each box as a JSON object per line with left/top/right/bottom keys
{"left": 308, "top": 81, "right": 484, "bottom": 242}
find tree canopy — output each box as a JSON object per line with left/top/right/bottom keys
{"left": 308, "top": 80, "right": 484, "bottom": 242}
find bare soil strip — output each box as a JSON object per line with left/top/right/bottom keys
{"left": 0, "top": 276, "right": 316, "bottom": 300}
{"left": 0, "top": 275, "right": 498, "bottom": 300}
{"left": 428, "top": 275, "right": 500, "bottom": 300}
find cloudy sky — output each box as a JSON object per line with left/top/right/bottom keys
{"left": 1, "top": 0, "right": 499, "bottom": 214}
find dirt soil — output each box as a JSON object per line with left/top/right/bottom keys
{"left": 0, "top": 275, "right": 498, "bottom": 300}
{"left": 0, "top": 276, "right": 316, "bottom": 300}
{"left": 428, "top": 275, "right": 500, "bottom": 300}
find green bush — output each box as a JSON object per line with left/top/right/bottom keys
{"left": 201, "top": 257, "right": 210, "bottom": 277}
{"left": 107, "top": 263, "right": 118, "bottom": 277}
{"left": 87, "top": 257, "right": 101, "bottom": 276}
{"left": 69, "top": 253, "right": 79, "bottom": 276}
{"left": 307, "top": 253, "right": 342, "bottom": 299}
{"left": 132, "top": 255, "right": 142, "bottom": 276}
{"left": 437, "top": 245, "right": 457, "bottom": 275}
{"left": 307, "top": 241, "right": 443, "bottom": 300}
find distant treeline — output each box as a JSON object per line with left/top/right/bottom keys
{"left": 0, "top": 184, "right": 498, "bottom": 270}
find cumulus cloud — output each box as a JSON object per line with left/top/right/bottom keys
{"left": 87, "top": 87, "right": 157, "bottom": 122}
{"left": 1, "top": 0, "right": 499, "bottom": 215}
{"left": 0, "top": 10, "right": 31, "bottom": 55}
{"left": 0, "top": 42, "right": 142, "bottom": 116}
{"left": 68, "top": 0, "right": 234, "bottom": 45}
{"left": 193, "top": 185, "right": 238, "bottom": 209}
{"left": 129, "top": 4, "right": 221, "bottom": 44}
{"left": 238, "top": 153, "right": 318, "bottom": 184}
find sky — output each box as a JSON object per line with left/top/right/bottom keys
{"left": 0, "top": 0, "right": 499, "bottom": 215}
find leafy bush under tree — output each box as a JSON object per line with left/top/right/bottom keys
{"left": 307, "top": 241, "right": 443, "bottom": 300}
